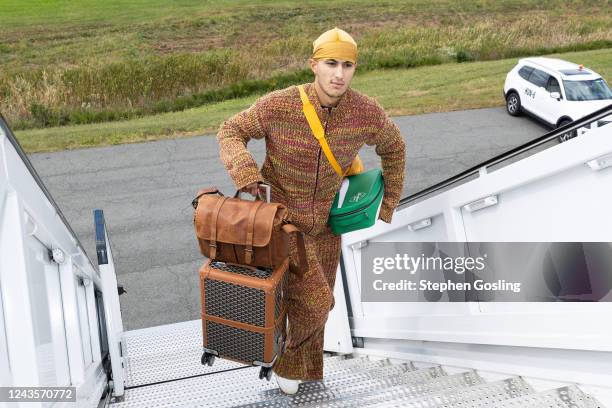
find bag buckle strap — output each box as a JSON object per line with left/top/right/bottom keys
{"left": 245, "top": 200, "right": 264, "bottom": 264}
{"left": 209, "top": 196, "right": 228, "bottom": 259}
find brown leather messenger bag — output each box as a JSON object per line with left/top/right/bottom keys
{"left": 192, "top": 187, "right": 307, "bottom": 270}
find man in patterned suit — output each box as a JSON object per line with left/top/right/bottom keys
{"left": 217, "top": 27, "right": 406, "bottom": 394}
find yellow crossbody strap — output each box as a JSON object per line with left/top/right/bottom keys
{"left": 298, "top": 85, "right": 345, "bottom": 177}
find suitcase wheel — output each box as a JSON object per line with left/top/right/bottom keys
{"left": 259, "top": 367, "right": 273, "bottom": 381}
{"left": 201, "top": 352, "right": 215, "bottom": 367}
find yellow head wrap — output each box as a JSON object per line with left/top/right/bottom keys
{"left": 312, "top": 27, "right": 357, "bottom": 64}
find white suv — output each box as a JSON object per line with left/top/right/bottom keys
{"left": 503, "top": 57, "right": 612, "bottom": 141}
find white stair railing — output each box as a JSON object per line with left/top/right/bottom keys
{"left": 0, "top": 114, "right": 112, "bottom": 407}
{"left": 95, "top": 209, "right": 126, "bottom": 400}
{"left": 336, "top": 105, "right": 612, "bottom": 402}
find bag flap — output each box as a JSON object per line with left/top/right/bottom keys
{"left": 330, "top": 168, "right": 383, "bottom": 215}
{"left": 194, "top": 195, "right": 287, "bottom": 247}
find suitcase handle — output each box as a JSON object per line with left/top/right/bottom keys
{"left": 233, "top": 183, "right": 270, "bottom": 203}
{"left": 192, "top": 187, "right": 222, "bottom": 209}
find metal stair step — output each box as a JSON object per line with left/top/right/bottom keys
{"left": 320, "top": 354, "right": 349, "bottom": 365}
{"left": 234, "top": 365, "right": 451, "bottom": 407}
{"left": 112, "top": 354, "right": 388, "bottom": 407}
{"left": 323, "top": 355, "right": 411, "bottom": 373}
{"left": 495, "top": 385, "right": 605, "bottom": 408}
{"left": 298, "top": 369, "right": 481, "bottom": 408}
{"left": 328, "top": 360, "right": 416, "bottom": 381}
{"left": 271, "top": 363, "right": 422, "bottom": 407}
{"left": 207, "top": 358, "right": 417, "bottom": 407}
{"left": 120, "top": 320, "right": 369, "bottom": 389}
{"left": 122, "top": 320, "right": 202, "bottom": 359}
{"left": 111, "top": 365, "right": 268, "bottom": 407}
{"left": 323, "top": 355, "right": 380, "bottom": 374}
{"left": 114, "top": 332, "right": 609, "bottom": 408}
{"left": 123, "top": 347, "right": 243, "bottom": 387}
{"left": 357, "top": 376, "right": 535, "bottom": 408}
{"left": 121, "top": 319, "right": 245, "bottom": 387}
{"left": 324, "top": 358, "right": 404, "bottom": 378}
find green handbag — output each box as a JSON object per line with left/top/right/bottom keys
{"left": 328, "top": 169, "right": 384, "bottom": 235}
{"left": 297, "top": 85, "right": 385, "bottom": 235}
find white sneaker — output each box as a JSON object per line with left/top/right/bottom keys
{"left": 275, "top": 373, "right": 301, "bottom": 395}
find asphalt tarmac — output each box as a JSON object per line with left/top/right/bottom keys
{"left": 29, "top": 106, "right": 548, "bottom": 330}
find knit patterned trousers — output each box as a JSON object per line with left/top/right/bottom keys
{"left": 272, "top": 226, "right": 342, "bottom": 381}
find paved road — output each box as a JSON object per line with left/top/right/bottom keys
{"left": 29, "top": 106, "right": 548, "bottom": 330}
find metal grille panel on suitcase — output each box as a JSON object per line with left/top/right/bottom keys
{"left": 206, "top": 280, "right": 266, "bottom": 327}
{"left": 206, "top": 320, "right": 265, "bottom": 363}
{"left": 201, "top": 258, "right": 288, "bottom": 367}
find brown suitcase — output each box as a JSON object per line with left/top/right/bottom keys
{"left": 199, "top": 257, "right": 288, "bottom": 380}
{"left": 192, "top": 187, "right": 305, "bottom": 269}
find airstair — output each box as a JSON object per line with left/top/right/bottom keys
{"left": 109, "top": 319, "right": 604, "bottom": 408}
{"left": 1, "top": 105, "right": 611, "bottom": 408}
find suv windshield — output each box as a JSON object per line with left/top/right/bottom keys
{"left": 563, "top": 78, "right": 612, "bottom": 101}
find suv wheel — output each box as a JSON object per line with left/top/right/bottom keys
{"left": 506, "top": 92, "right": 521, "bottom": 116}
{"left": 557, "top": 119, "right": 576, "bottom": 143}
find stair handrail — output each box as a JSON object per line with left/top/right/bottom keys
{"left": 93, "top": 208, "right": 126, "bottom": 400}
{"left": 399, "top": 103, "right": 612, "bottom": 208}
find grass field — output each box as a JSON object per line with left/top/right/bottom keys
{"left": 13, "top": 47, "right": 611, "bottom": 154}
{"left": 1, "top": 0, "right": 610, "bottom": 131}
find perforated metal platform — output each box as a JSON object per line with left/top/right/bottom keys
{"left": 496, "top": 385, "right": 604, "bottom": 408}
{"left": 111, "top": 319, "right": 607, "bottom": 408}
{"left": 121, "top": 319, "right": 243, "bottom": 388}
{"left": 353, "top": 377, "right": 534, "bottom": 408}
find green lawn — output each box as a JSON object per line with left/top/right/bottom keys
{"left": 14, "top": 48, "right": 611, "bottom": 153}
{"left": 1, "top": 0, "right": 610, "bottom": 131}
{"left": 2, "top": 0, "right": 591, "bottom": 28}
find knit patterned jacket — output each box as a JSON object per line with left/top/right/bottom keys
{"left": 216, "top": 82, "right": 406, "bottom": 237}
